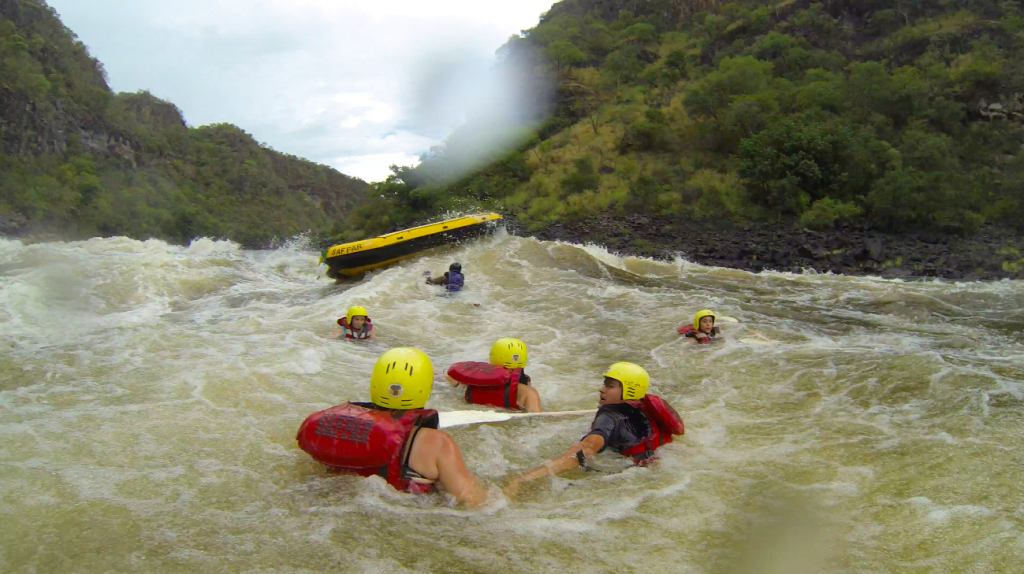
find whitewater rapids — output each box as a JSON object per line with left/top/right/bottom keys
{"left": 1, "top": 230, "right": 1022, "bottom": 573}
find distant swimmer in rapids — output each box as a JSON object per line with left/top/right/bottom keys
{"left": 445, "top": 338, "right": 542, "bottom": 412}
{"left": 331, "top": 306, "right": 376, "bottom": 340}
{"left": 425, "top": 262, "right": 465, "bottom": 293}
{"left": 504, "top": 362, "right": 684, "bottom": 497}
{"left": 296, "top": 348, "right": 488, "bottom": 507}
{"left": 678, "top": 309, "right": 721, "bottom": 344}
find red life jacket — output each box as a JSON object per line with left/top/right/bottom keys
{"left": 618, "top": 395, "right": 685, "bottom": 466}
{"left": 296, "top": 402, "right": 439, "bottom": 494}
{"left": 678, "top": 324, "right": 717, "bottom": 344}
{"left": 447, "top": 361, "right": 526, "bottom": 411}
{"left": 337, "top": 317, "right": 373, "bottom": 339}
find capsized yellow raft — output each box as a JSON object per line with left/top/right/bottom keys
{"left": 321, "top": 213, "right": 502, "bottom": 278}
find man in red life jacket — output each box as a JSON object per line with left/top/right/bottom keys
{"left": 504, "top": 362, "right": 684, "bottom": 497}
{"left": 446, "top": 338, "right": 542, "bottom": 412}
{"left": 331, "top": 306, "right": 376, "bottom": 340}
{"left": 296, "top": 348, "right": 487, "bottom": 507}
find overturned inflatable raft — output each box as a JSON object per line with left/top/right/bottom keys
{"left": 321, "top": 213, "right": 502, "bottom": 278}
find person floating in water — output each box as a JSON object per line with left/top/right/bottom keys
{"left": 332, "top": 306, "right": 376, "bottom": 340}
{"left": 296, "top": 348, "right": 489, "bottom": 507}
{"left": 446, "top": 338, "right": 543, "bottom": 412}
{"left": 505, "top": 362, "right": 684, "bottom": 497}
{"left": 426, "top": 262, "right": 464, "bottom": 292}
{"left": 678, "top": 309, "right": 720, "bottom": 344}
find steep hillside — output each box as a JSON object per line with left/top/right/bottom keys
{"left": 0, "top": 0, "right": 370, "bottom": 246}
{"left": 350, "top": 0, "right": 1024, "bottom": 243}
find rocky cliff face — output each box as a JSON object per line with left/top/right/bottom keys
{"left": 0, "top": 95, "right": 149, "bottom": 169}
{"left": 0, "top": 0, "right": 113, "bottom": 153}
{"left": 1, "top": 0, "right": 371, "bottom": 245}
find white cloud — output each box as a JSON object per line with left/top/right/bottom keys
{"left": 48, "top": 0, "right": 555, "bottom": 182}
{"left": 333, "top": 153, "right": 422, "bottom": 181}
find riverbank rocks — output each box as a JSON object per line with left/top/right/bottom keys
{"left": 0, "top": 213, "right": 26, "bottom": 236}
{"left": 519, "top": 214, "right": 1024, "bottom": 281}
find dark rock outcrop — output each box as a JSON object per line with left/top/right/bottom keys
{"left": 522, "top": 214, "right": 1024, "bottom": 281}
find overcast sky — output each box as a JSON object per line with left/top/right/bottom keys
{"left": 47, "top": 0, "right": 556, "bottom": 182}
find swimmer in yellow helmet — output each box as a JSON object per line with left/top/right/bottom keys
{"left": 505, "top": 362, "right": 684, "bottom": 497}
{"left": 446, "top": 338, "right": 542, "bottom": 412}
{"left": 679, "top": 309, "right": 720, "bottom": 344}
{"left": 296, "top": 348, "right": 487, "bottom": 507}
{"left": 331, "top": 306, "right": 377, "bottom": 340}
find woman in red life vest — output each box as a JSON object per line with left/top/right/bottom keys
{"left": 504, "top": 362, "right": 684, "bottom": 497}
{"left": 679, "top": 309, "right": 720, "bottom": 344}
{"left": 445, "top": 338, "right": 542, "bottom": 412}
{"left": 296, "top": 348, "right": 487, "bottom": 507}
{"left": 332, "top": 306, "right": 376, "bottom": 340}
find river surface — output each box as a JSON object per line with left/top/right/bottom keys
{"left": 1, "top": 231, "right": 1023, "bottom": 573}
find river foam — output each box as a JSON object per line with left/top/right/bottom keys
{"left": 2, "top": 234, "right": 1022, "bottom": 573}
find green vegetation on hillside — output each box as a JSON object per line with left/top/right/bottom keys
{"left": 1, "top": 0, "right": 369, "bottom": 246}
{"left": 349, "top": 0, "right": 1024, "bottom": 239}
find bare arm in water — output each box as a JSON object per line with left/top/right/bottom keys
{"left": 407, "top": 428, "right": 488, "bottom": 507}
{"left": 504, "top": 433, "right": 606, "bottom": 497}
{"left": 517, "top": 384, "right": 542, "bottom": 412}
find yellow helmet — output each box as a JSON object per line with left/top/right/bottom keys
{"left": 370, "top": 348, "right": 434, "bottom": 409}
{"left": 603, "top": 362, "right": 650, "bottom": 400}
{"left": 694, "top": 309, "right": 716, "bottom": 329}
{"left": 490, "top": 338, "right": 528, "bottom": 369}
{"left": 347, "top": 306, "right": 368, "bottom": 324}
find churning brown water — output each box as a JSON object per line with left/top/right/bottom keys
{"left": 1, "top": 230, "right": 1022, "bottom": 573}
